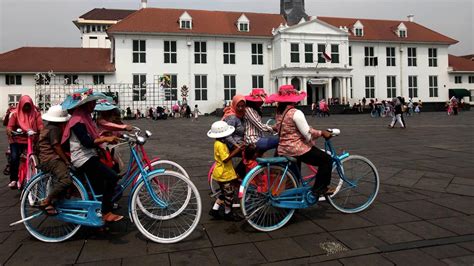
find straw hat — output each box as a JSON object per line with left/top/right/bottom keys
{"left": 267, "top": 85, "right": 307, "bottom": 103}
{"left": 42, "top": 105, "right": 71, "bottom": 122}
{"left": 61, "top": 88, "right": 106, "bottom": 110}
{"left": 207, "top": 121, "right": 235, "bottom": 139}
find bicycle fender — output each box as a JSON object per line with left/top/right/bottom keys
{"left": 238, "top": 165, "right": 264, "bottom": 198}
{"left": 127, "top": 168, "right": 166, "bottom": 223}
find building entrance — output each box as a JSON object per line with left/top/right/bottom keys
{"left": 307, "top": 83, "right": 325, "bottom": 104}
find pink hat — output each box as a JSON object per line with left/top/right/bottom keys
{"left": 267, "top": 85, "right": 307, "bottom": 103}
{"left": 244, "top": 88, "right": 268, "bottom": 102}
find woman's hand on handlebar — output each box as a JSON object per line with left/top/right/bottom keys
{"left": 321, "top": 130, "right": 333, "bottom": 140}
{"left": 6, "top": 128, "right": 12, "bottom": 138}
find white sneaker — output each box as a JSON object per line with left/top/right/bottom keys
{"left": 8, "top": 181, "right": 17, "bottom": 189}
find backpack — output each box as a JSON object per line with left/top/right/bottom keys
{"left": 2, "top": 108, "right": 13, "bottom": 126}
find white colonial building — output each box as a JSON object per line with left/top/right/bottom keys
{"left": 0, "top": 0, "right": 473, "bottom": 115}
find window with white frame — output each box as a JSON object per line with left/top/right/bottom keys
{"left": 251, "top": 43, "right": 263, "bottom": 65}
{"left": 399, "top": 30, "right": 406, "bottom": 38}
{"left": 408, "top": 47, "right": 417, "bottom": 66}
{"left": 93, "top": 75, "right": 104, "bottom": 85}
{"left": 317, "top": 44, "right": 325, "bottom": 63}
{"left": 5, "top": 74, "right": 22, "bottom": 85}
{"left": 469, "top": 76, "right": 474, "bottom": 83}
{"left": 429, "top": 75, "right": 438, "bottom": 98}
{"left": 355, "top": 28, "right": 363, "bottom": 37}
{"left": 224, "top": 75, "right": 236, "bottom": 101}
{"left": 428, "top": 48, "right": 437, "bottom": 67}
{"left": 331, "top": 44, "right": 339, "bottom": 63}
{"left": 163, "top": 74, "right": 178, "bottom": 101}
{"left": 386, "top": 47, "right": 396, "bottom": 66}
{"left": 64, "top": 74, "right": 79, "bottom": 85}
{"left": 194, "top": 41, "right": 207, "bottom": 64}
{"left": 239, "top": 22, "right": 249, "bottom": 32}
{"left": 252, "top": 75, "right": 264, "bottom": 88}
{"left": 164, "top": 41, "right": 177, "bottom": 64}
{"left": 8, "top": 94, "right": 21, "bottom": 106}
{"left": 455, "top": 76, "right": 462, "bottom": 84}
{"left": 290, "top": 43, "right": 300, "bottom": 63}
{"left": 387, "top": 76, "right": 396, "bottom": 98}
{"left": 364, "top": 47, "right": 377, "bottom": 66}
{"left": 180, "top": 20, "right": 191, "bottom": 29}
{"left": 223, "top": 42, "right": 236, "bottom": 64}
{"left": 133, "top": 40, "right": 146, "bottom": 63}
{"left": 349, "top": 46, "right": 352, "bottom": 66}
{"left": 195, "top": 75, "right": 207, "bottom": 101}
{"left": 408, "top": 75, "right": 418, "bottom": 98}
{"left": 365, "top": 76, "right": 375, "bottom": 98}
{"left": 304, "top": 43, "right": 313, "bottom": 63}
{"left": 132, "top": 74, "right": 146, "bottom": 101}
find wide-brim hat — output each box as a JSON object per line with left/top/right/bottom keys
{"left": 61, "top": 88, "right": 107, "bottom": 110}
{"left": 267, "top": 85, "right": 307, "bottom": 103}
{"left": 207, "top": 121, "right": 235, "bottom": 139}
{"left": 94, "top": 97, "right": 118, "bottom": 112}
{"left": 42, "top": 104, "right": 71, "bottom": 122}
{"left": 244, "top": 88, "right": 268, "bottom": 102}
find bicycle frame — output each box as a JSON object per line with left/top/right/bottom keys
{"left": 46, "top": 141, "right": 167, "bottom": 227}
{"left": 239, "top": 139, "right": 351, "bottom": 209}
{"left": 16, "top": 132, "right": 37, "bottom": 189}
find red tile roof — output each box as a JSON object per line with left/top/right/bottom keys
{"left": 0, "top": 47, "right": 115, "bottom": 73}
{"left": 460, "top": 54, "right": 474, "bottom": 61}
{"left": 79, "top": 8, "right": 135, "bottom": 21}
{"left": 318, "top": 16, "right": 457, "bottom": 44}
{"left": 108, "top": 8, "right": 285, "bottom": 37}
{"left": 449, "top": 54, "right": 474, "bottom": 72}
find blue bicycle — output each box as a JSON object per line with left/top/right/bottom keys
{"left": 239, "top": 129, "right": 379, "bottom": 232}
{"left": 14, "top": 129, "right": 202, "bottom": 243}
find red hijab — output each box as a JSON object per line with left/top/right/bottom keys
{"left": 222, "top": 95, "right": 246, "bottom": 120}
{"left": 61, "top": 103, "right": 99, "bottom": 144}
{"left": 16, "top": 95, "right": 41, "bottom": 131}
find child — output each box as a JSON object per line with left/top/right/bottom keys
{"left": 192, "top": 104, "right": 201, "bottom": 122}
{"left": 207, "top": 121, "right": 244, "bottom": 221}
{"left": 36, "top": 105, "right": 72, "bottom": 214}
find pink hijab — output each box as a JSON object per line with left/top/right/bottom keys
{"left": 61, "top": 104, "right": 99, "bottom": 144}
{"left": 16, "top": 95, "right": 42, "bottom": 131}
{"left": 222, "top": 95, "right": 246, "bottom": 120}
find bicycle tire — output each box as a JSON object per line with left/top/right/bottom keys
{"left": 136, "top": 160, "right": 191, "bottom": 219}
{"left": 21, "top": 173, "right": 86, "bottom": 242}
{"left": 327, "top": 155, "right": 379, "bottom": 213}
{"left": 26, "top": 155, "right": 39, "bottom": 205}
{"left": 131, "top": 171, "right": 202, "bottom": 243}
{"left": 240, "top": 165, "right": 298, "bottom": 232}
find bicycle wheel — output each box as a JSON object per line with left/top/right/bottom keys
{"left": 136, "top": 159, "right": 192, "bottom": 218}
{"left": 21, "top": 173, "right": 86, "bottom": 242}
{"left": 131, "top": 171, "right": 201, "bottom": 243}
{"left": 241, "top": 165, "right": 298, "bottom": 232}
{"left": 207, "top": 162, "right": 220, "bottom": 196}
{"left": 327, "top": 155, "right": 379, "bottom": 213}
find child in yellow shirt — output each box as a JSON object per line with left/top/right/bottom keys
{"left": 207, "top": 121, "right": 244, "bottom": 221}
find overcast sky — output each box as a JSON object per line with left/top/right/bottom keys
{"left": 0, "top": 0, "right": 472, "bottom": 55}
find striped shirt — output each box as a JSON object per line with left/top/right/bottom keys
{"left": 244, "top": 107, "right": 273, "bottom": 144}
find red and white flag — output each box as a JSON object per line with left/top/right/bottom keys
{"left": 323, "top": 51, "right": 332, "bottom": 62}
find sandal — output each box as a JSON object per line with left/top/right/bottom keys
{"left": 34, "top": 200, "right": 59, "bottom": 216}
{"left": 102, "top": 212, "right": 123, "bottom": 222}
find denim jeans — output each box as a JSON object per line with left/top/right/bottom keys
{"left": 9, "top": 143, "right": 27, "bottom": 182}
{"left": 255, "top": 136, "right": 279, "bottom": 153}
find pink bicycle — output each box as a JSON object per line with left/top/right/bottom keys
{"left": 11, "top": 129, "right": 38, "bottom": 190}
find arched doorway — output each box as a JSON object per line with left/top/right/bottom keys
{"left": 291, "top": 77, "right": 301, "bottom": 91}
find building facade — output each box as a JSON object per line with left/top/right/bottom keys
{"left": 0, "top": 0, "right": 472, "bottom": 115}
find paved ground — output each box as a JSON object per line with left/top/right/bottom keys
{"left": 1, "top": 111, "right": 474, "bottom": 265}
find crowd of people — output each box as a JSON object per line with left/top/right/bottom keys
{"left": 4, "top": 89, "right": 131, "bottom": 221}
{"left": 123, "top": 103, "right": 202, "bottom": 120}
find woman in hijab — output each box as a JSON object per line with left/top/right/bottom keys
{"left": 62, "top": 88, "right": 123, "bottom": 222}
{"left": 221, "top": 95, "right": 246, "bottom": 177}
{"left": 6, "top": 95, "right": 44, "bottom": 189}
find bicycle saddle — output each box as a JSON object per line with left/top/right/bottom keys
{"left": 256, "top": 156, "right": 297, "bottom": 164}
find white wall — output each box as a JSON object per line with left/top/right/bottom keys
{"left": 114, "top": 34, "right": 273, "bottom": 113}
{"left": 350, "top": 42, "right": 450, "bottom": 102}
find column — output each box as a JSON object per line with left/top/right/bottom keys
{"left": 327, "top": 78, "right": 332, "bottom": 100}
{"left": 301, "top": 77, "right": 307, "bottom": 105}
{"left": 285, "top": 76, "right": 289, "bottom": 84}
{"left": 339, "top": 78, "right": 346, "bottom": 104}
